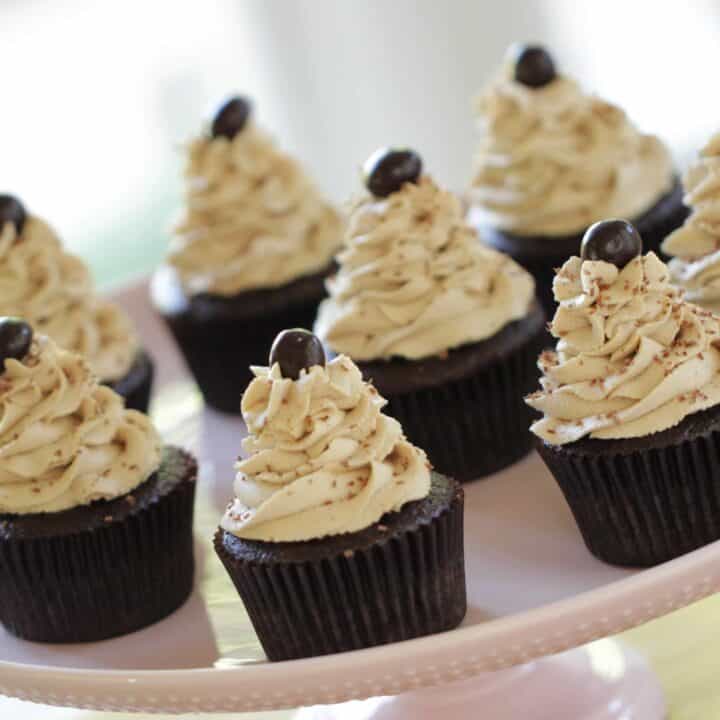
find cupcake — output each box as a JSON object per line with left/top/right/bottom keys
{"left": 314, "top": 148, "right": 545, "bottom": 481}
{"left": 662, "top": 133, "right": 720, "bottom": 312}
{"left": 151, "top": 96, "right": 342, "bottom": 413}
{"left": 0, "top": 318, "right": 197, "bottom": 642}
{"left": 467, "top": 44, "right": 687, "bottom": 320}
{"left": 214, "top": 329, "right": 466, "bottom": 661}
{"left": 527, "top": 219, "right": 720, "bottom": 567}
{"left": 0, "top": 195, "right": 153, "bottom": 412}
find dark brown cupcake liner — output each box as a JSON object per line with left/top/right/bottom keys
{"left": 214, "top": 475, "right": 466, "bottom": 661}
{"left": 0, "top": 447, "right": 197, "bottom": 643}
{"left": 362, "top": 316, "right": 546, "bottom": 483}
{"left": 474, "top": 178, "right": 689, "bottom": 322}
{"left": 152, "top": 263, "right": 334, "bottom": 414}
{"left": 536, "top": 412, "right": 720, "bottom": 567}
{"left": 106, "top": 348, "right": 154, "bottom": 413}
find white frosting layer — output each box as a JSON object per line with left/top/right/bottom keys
{"left": 0, "top": 335, "right": 162, "bottom": 514}
{"left": 468, "top": 75, "right": 674, "bottom": 236}
{"left": 221, "top": 355, "right": 431, "bottom": 542}
{"left": 0, "top": 216, "right": 138, "bottom": 382}
{"left": 315, "top": 176, "right": 535, "bottom": 361}
{"left": 169, "top": 123, "right": 342, "bottom": 296}
{"left": 663, "top": 133, "right": 720, "bottom": 312}
{"left": 527, "top": 253, "right": 720, "bottom": 445}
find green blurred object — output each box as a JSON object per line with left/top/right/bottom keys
{"left": 85, "top": 190, "right": 175, "bottom": 291}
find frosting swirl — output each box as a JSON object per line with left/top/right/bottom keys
{"left": 0, "top": 216, "right": 138, "bottom": 382}
{"left": 221, "top": 355, "right": 430, "bottom": 542}
{"left": 169, "top": 123, "right": 342, "bottom": 296}
{"left": 662, "top": 133, "right": 720, "bottom": 312}
{"left": 526, "top": 253, "right": 720, "bottom": 445}
{"left": 314, "top": 176, "right": 534, "bottom": 361}
{"left": 0, "top": 335, "right": 162, "bottom": 514}
{"left": 468, "top": 75, "right": 674, "bottom": 236}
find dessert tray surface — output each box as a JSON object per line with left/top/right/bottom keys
{"left": 0, "top": 279, "right": 718, "bottom": 714}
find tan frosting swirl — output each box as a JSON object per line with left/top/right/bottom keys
{"left": 0, "top": 335, "right": 162, "bottom": 514}
{"left": 468, "top": 75, "right": 674, "bottom": 236}
{"left": 0, "top": 217, "right": 138, "bottom": 382}
{"left": 221, "top": 355, "right": 430, "bottom": 542}
{"left": 662, "top": 133, "right": 720, "bottom": 312}
{"left": 169, "top": 123, "right": 342, "bottom": 296}
{"left": 526, "top": 253, "right": 720, "bottom": 445}
{"left": 314, "top": 176, "right": 534, "bottom": 361}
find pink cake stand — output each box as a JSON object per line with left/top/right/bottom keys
{"left": 0, "top": 280, "right": 716, "bottom": 718}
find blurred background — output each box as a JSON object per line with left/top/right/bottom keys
{"left": 0, "top": 0, "right": 717, "bottom": 288}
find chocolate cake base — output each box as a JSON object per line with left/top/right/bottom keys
{"left": 355, "top": 300, "right": 547, "bottom": 482}
{"left": 151, "top": 262, "right": 335, "bottom": 414}
{"left": 473, "top": 178, "right": 688, "bottom": 321}
{"left": 536, "top": 403, "right": 720, "bottom": 567}
{"left": 215, "top": 472, "right": 466, "bottom": 661}
{"left": 0, "top": 446, "right": 197, "bottom": 643}
{"left": 105, "top": 349, "right": 154, "bottom": 413}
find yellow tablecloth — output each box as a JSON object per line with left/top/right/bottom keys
{"left": 1, "top": 593, "right": 718, "bottom": 719}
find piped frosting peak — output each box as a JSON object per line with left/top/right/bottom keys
{"left": 169, "top": 122, "right": 341, "bottom": 296}
{"left": 663, "top": 133, "right": 720, "bottom": 312}
{"left": 221, "top": 354, "right": 430, "bottom": 541}
{"left": 315, "top": 175, "right": 534, "bottom": 361}
{"left": 469, "top": 73, "right": 673, "bottom": 236}
{"left": 0, "top": 334, "right": 161, "bottom": 514}
{"left": 527, "top": 252, "right": 720, "bottom": 444}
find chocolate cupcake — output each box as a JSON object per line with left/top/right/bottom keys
{"left": 0, "top": 319, "right": 197, "bottom": 642}
{"left": 214, "top": 329, "right": 466, "bottom": 661}
{"left": 527, "top": 220, "right": 720, "bottom": 567}
{"left": 466, "top": 44, "right": 687, "bottom": 320}
{"left": 151, "top": 96, "right": 342, "bottom": 413}
{"left": 662, "top": 132, "right": 720, "bottom": 312}
{"left": 0, "top": 195, "right": 153, "bottom": 412}
{"left": 314, "top": 148, "right": 545, "bottom": 482}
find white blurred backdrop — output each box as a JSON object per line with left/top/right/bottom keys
{"left": 0, "top": 0, "right": 717, "bottom": 286}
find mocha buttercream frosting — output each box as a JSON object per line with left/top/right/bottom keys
{"left": 0, "top": 216, "right": 138, "bottom": 382}
{"left": 168, "top": 122, "right": 342, "bottom": 296}
{"left": 527, "top": 252, "right": 720, "bottom": 444}
{"left": 221, "top": 354, "right": 430, "bottom": 542}
{"left": 468, "top": 74, "right": 673, "bottom": 236}
{"left": 314, "top": 176, "right": 534, "bottom": 361}
{"left": 662, "top": 133, "right": 720, "bottom": 312}
{"left": 0, "top": 335, "right": 161, "bottom": 514}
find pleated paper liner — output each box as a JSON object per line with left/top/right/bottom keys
{"left": 152, "top": 262, "right": 335, "bottom": 414}
{"left": 359, "top": 307, "right": 547, "bottom": 483}
{"left": 0, "top": 446, "right": 197, "bottom": 643}
{"left": 474, "top": 178, "right": 689, "bottom": 322}
{"left": 106, "top": 348, "right": 155, "bottom": 413}
{"left": 536, "top": 404, "right": 720, "bottom": 567}
{"left": 214, "top": 473, "right": 466, "bottom": 662}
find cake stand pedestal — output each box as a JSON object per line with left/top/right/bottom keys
{"left": 297, "top": 641, "right": 665, "bottom": 719}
